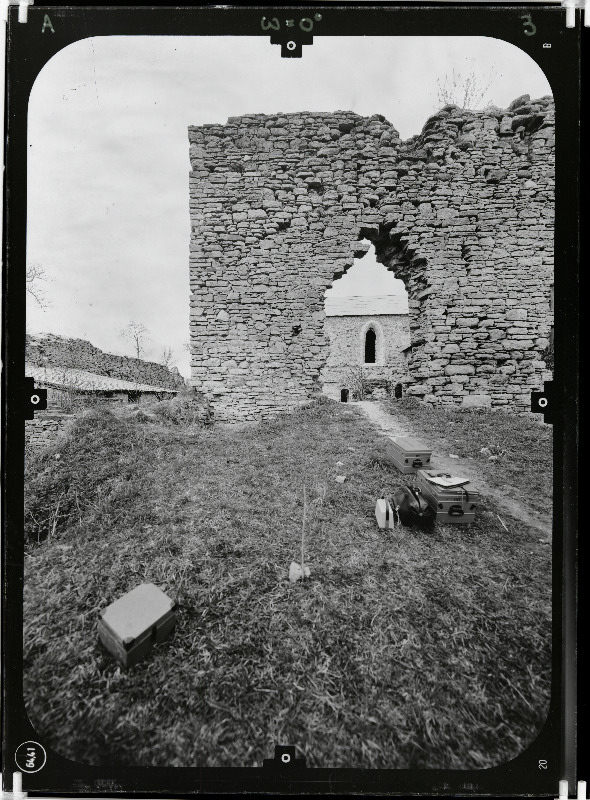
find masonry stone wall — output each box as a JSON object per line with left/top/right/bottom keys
{"left": 321, "top": 315, "right": 410, "bottom": 399}
{"left": 26, "top": 334, "right": 186, "bottom": 390}
{"left": 188, "top": 94, "right": 554, "bottom": 421}
{"left": 25, "top": 412, "right": 74, "bottom": 450}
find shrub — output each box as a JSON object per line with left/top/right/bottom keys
{"left": 151, "top": 389, "right": 213, "bottom": 427}
{"left": 24, "top": 408, "right": 133, "bottom": 544}
{"left": 346, "top": 367, "right": 371, "bottom": 400}
{"left": 540, "top": 340, "right": 554, "bottom": 371}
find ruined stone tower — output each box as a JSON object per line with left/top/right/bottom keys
{"left": 188, "top": 95, "right": 554, "bottom": 421}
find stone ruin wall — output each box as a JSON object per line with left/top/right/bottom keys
{"left": 25, "top": 412, "right": 74, "bottom": 451}
{"left": 26, "top": 334, "right": 186, "bottom": 390}
{"left": 321, "top": 315, "right": 410, "bottom": 400}
{"left": 188, "top": 94, "right": 554, "bottom": 421}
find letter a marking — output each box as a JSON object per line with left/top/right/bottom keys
{"left": 42, "top": 15, "right": 55, "bottom": 33}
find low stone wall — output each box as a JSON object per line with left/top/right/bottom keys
{"left": 26, "top": 334, "right": 186, "bottom": 390}
{"left": 25, "top": 412, "right": 75, "bottom": 450}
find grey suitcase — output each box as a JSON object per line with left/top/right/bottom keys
{"left": 98, "top": 583, "right": 176, "bottom": 668}
{"left": 416, "top": 470, "right": 480, "bottom": 524}
{"left": 386, "top": 436, "right": 433, "bottom": 474}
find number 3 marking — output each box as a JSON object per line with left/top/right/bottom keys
{"left": 521, "top": 14, "right": 536, "bottom": 35}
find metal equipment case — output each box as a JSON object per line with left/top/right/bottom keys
{"left": 416, "top": 470, "right": 480, "bottom": 523}
{"left": 386, "top": 436, "right": 433, "bottom": 474}
{"left": 98, "top": 583, "right": 176, "bottom": 668}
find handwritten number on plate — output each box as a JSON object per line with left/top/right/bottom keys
{"left": 521, "top": 14, "right": 536, "bottom": 35}
{"left": 261, "top": 16, "right": 280, "bottom": 31}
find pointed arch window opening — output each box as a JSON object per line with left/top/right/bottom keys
{"left": 365, "top": 327, "right": 377, "bottom": 364}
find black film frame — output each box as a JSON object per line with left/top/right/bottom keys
{"left": 2, "top": 3, "right": 580, "bottom": 796}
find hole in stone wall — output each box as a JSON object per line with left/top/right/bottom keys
{"left": 306, "top": 179, "right": 325, "bottom": 194}
{"left": 394, "top": 382, "right": 403, "bottom": 398}
{"left": 366, "top": 233, "right": 433, "bottom": 376}
{"left": 340, "top": 388, "right": 349, "bottom": 403}
{"left": 322, "top": 237, "right": 415, "bottom": 400}
{"left": 291, "top": 325, "right": 302, "bottom": 336}
{"left": 324, "top": 240, "right": 410, "bottom": 312}
{"left": 461, "top": 242, "right": 472, "bottom": 275}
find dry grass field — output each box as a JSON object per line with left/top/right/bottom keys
{"left": 23, "top": 398, "right": 552, "bottom": 769}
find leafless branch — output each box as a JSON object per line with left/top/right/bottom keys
{"left": 160, "top": 346, "right": 175, "bottom": 369}
{"left": 120, "top": 321, "right": 151, "bottom": 360}
{"left": 436, "top": 61, "right": 497, "bottom": 110}
{"left": 26, "top": 262, "right": 51, "bottom": 309}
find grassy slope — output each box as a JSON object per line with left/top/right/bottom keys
{"left": 24, "top": 402, "right": 551, "bottom": 769}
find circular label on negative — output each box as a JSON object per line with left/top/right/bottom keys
{"left": 30, "top": 394, "right": 40, "bottom": 405}
{"left": 538, "top": 397, "right": 548, "bottom": 408}
{"left": 281, "top": 753, "right": 291, "bottom": 763}
{"left": 287, "top": 41, "right": 296, "bottom": 50}
{"left": 15, "top": 741, "right": 46, "bottom": 773}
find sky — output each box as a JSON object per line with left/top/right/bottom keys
{"left": 26, "top": 35, "right": 552, "bottom": 378}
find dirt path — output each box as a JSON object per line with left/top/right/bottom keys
{"left": 356, "top": 400, "right": 551, "bottom": 538}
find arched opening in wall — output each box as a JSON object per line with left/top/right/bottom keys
{"left": 320, "top": 239, "right": 413, "bottom": 400}
{"left": 364, "top": 328, "right": 376, "bottom": 363}
{"left": 357, "top": 226, "right": 433, "bottom": 390}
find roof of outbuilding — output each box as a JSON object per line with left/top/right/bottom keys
{"left": 25, "top": 364, "right": 177, "bottom": 394}
{"left": 325, "top": 295, "right": 409, "bottom": 316}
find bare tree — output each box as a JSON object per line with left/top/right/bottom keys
{"left": 120, "top": 322, "right": 150, "bottom": 360}
{"left": 347, "top": 366, "right": 371, "bottom": 401}
{"left": 26, "top": 262, "right": 51, "bottom": 309}
{"left": 160, "top": 346, "right": 175, "bottom": 370}
{"left": 436, "top": 61, "right": 497, "bottom": 110}
{"left": 54, "top": 368, "right": 91, "bottom": 413}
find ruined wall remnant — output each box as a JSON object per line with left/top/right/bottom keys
{"left": 188, "top": 95, "right": 554, "bottom": 421}
{"left": 25, "top": 412, "right": 74, "bottom": 450}
{"left": 26, "top": 334, "right": 186, "bottom": 390}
